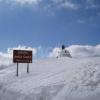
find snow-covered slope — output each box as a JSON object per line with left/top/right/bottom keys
{"left": 0, "top": 57, "right": 100, "bottom": 100}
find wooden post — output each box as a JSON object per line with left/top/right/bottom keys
{"left": 16, "top": 63, "right": 18, "bottom": 77}
{"left": 27, "top": 63, "right": 29, "bottom": 73}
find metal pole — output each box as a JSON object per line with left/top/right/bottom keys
{"left": 27, "top": 63, "right": 29, "bottom": 73}
{"left": 16, "top": 63, "right": 18, "bottom": 77}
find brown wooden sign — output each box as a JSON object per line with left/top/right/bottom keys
{"left": 13, "top": 50, "right": 32, "bottom": 63}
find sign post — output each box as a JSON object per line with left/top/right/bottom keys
{"left": 13, "top": 50, "right": 32, "bottom": 76}
{"left": 17, "top": 63, "right": 18, "bottom": 77}
{"left": 27, "top": 63, "right": 29, "bottom": 73}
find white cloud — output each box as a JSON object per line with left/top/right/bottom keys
{"left": 49, "top": 47, "right": 61, "bottom": 58}
{"left": 1, "top": 44, "right": 100, "bottom": 68}
{"left": 0, "top": 0, "right": 41, "bottom": 6}
{"left": 14, "top": 0, "right": 41, "bottom": 5}
{"left": 8, "top": 45, "right": 37, "bottom": 55}
{"left": 86, "top": 0, "right": 98, "bottom": 9}
{"left": 52, "top": 0, "right": 78, "bottom": 10}
{"left": 77, "top": 19, "right": 85, "bottom": 24}
{"left": 49, "top": 44, "right": 100, "bottom": 58}
{"left": 0, "top": 0, "right": 99, "bottom": 12}
{"left": 0, "top": 52, "right": 12, "bottom": 67}
{"left": 0, "top": 45, "right": 37, "bottom": 67}
{"left": 60, "top": 1, "right": 78, "bottom": 10}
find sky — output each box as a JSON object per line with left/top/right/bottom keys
{"left": 0, "top": 0, "right": 100, "bottom": 61}
{"left": 0, "top": 0, "right": 100, "bottom": 51}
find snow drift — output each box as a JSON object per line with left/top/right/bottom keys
{"left": 0, "top": 57, "right": 100, "bottom": 100}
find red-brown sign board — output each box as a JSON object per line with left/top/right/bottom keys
{"left": 13, "top": 50, "right": 32, "bottom": 63}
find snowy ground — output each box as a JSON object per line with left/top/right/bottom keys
{"left": 0, "top": 57, "right": 100, "bottom": 100}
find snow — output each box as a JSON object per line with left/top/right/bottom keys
{"left": 0, "top": 57, "right": 100, "bottom": 100}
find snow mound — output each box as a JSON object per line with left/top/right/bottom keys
{"left": 0, "top": 57, "right": 100, "bottom": 100}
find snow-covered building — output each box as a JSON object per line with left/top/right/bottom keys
{"left": 57, "top": 45, "right": 72, "bottom": 58}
